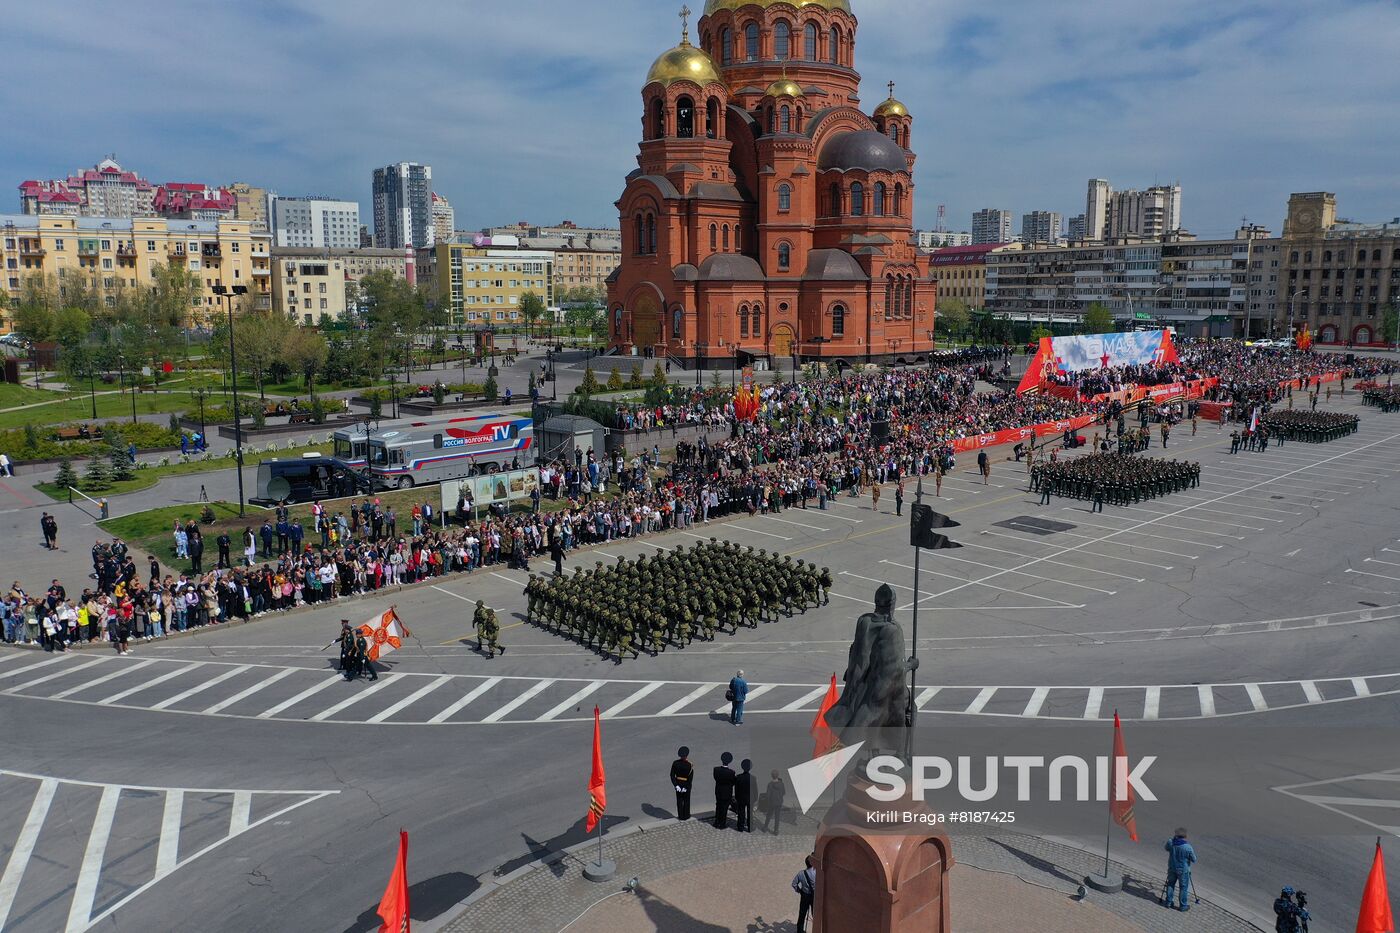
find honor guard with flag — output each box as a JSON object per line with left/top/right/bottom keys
{"left": 351, "top": 608, "right": 412, "bottom": 681}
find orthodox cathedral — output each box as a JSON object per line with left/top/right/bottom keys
{"left": 606, "top": 0, "right": 935, "bottom": 368}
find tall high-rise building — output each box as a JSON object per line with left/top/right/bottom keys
{"left": 1020, "top": 211, "right": 1063, "bottom": 243}
{"left": 1086, "top": 178, "right": 1111, "bottom": 241}
{"left": 431, "top": 193, "right": 455, "bottom": 245}
{"left": 1067, "top": 214, "right": 1088, "bottom": 241}
{"left": 229, "top": 183, "right": 269, "bottom": 232}
{"left": 972, "top": 208, "right": 1013, "bottom": 245}
{"left": 1106, "top": 184, "right": 1182, "bottom": 239}
{"left": 372, "top": 162, "right": 433, "bottom": 249}
{"left": 269, "top": 196, "right": 362, "bottom": 249}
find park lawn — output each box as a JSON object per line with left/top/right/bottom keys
{"left": 0, "top": 387, "right": 200, "bottom": 431}
{"left": 0, "top": 382, "right": 68, "bottom": 409}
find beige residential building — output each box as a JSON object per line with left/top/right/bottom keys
{"left": 272, "top": 256, "right": 348, "bottom": 325}
{"left": 270, "top": 246, "right": 410, "bottom": 299}
{"left": 229, "top": 183, "right": 269, "bottom": 231}
{"left": 0, "top": 213, "right": 272, "bottom": 332}
{"left": 431, "top": 193, "right": 455, "bottom": 245}
{"left": 553, "top": 245, "right": 621, "bottom": 295}
{"left": 421, "top": 243, "right": 553, "bottom": 325}
{"left": 929, "top": 242, "right": 1021, "bottom": 309}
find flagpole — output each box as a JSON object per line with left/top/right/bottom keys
{"left": 905, "top": 474, "right": 923, "bottom": 766}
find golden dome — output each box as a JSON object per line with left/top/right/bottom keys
{"left": 703, "top": 0, "right": 852, "bottom": 15}
{"left": 874, "top": 96, "right": 908, "bottom": 118}
{"left": 646, "top": 39, "right": 724, "bottom": 88}
{"left": 765, "top": 77, "right": 805, "bottom": 98}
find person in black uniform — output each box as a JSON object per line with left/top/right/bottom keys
{"left": 734, "top": 758, "right": 754, "bottom": 832}
{"left": 713, "top": 751, "right": 736, "bottom": 829}
{"left": 355, "top": 629, "right": 379, "bottom": 681}
{"left": 670, "top": 746, "right": 694, "bottom": 820}
{"left": 550, "top": 530, "right": 565, "bottom": 577}
{"left": 335, "top": 620, "right": 357, "bottom": 677}
{"left": 216, "top": 531, "right": 232, "bottom": 569}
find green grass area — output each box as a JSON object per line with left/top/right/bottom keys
{"left": 0, "top": 387, "right": 202, "bottom": 430}
{"left": 36, "top": 473, "right": 160, "bottom": 500}
{"left": 0, "top": 382, "right": 67, "bottom": 409}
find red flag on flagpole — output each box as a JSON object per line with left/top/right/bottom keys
{"left": 1357, "top": 838, "right": 1395, "bottom": 933}
{"left": 585, "top": 705, "right": 607, "bottom": 832}
{"left": 1111, "top": 712, "right": 1138, "bottom": 842}
{"left": 811, "top": 673, "right": 840, "bottom": 758}
{"left": 376, "top": 830, "right": 410, "bottom": 933}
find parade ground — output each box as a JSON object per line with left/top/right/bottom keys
{"left": 1, "top": 385, "right": 1399, "bottom": 931}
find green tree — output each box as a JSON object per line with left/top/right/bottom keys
{"left": 520, "top": 291, "right": 547, "bottom": 338}
{"left": 1029, "top": 326, "right": 1053, "bottom": 341}
{"left": 1082, "top": 302, "right": 1115, "bottom": 335}
{"left": 483, "top": 373, "right": 498, "bottom": 401}
{"left": 81, "top": 455, "right": 112, "bottom": 492}
{"left": 54, "top": 456, "right": 78, "bottom": 489}
{"left": 579, "top": 365, "right": 601, "bottom": 396}
{"left": 1382, "top": 303, "right": 1400, "bottom": 350}
{"left": 935, "top": 298, "right": 969, "bottom": 340}
{"left": 280, "top": 325, "right": 329, "bottom": 397}
{"left": 607, "top": 367, "right": 624, "bottom": 391}
{"left": 22, "top": 423, "right": 38, "bottom": 454}
{"left": 650, "top": 362, "right": 668, "bottom": 389}
{"left": 107, "top": 432, "right": 134, "bottom": 482}
{"left": 628, "top": 365, "right": 644, "bottom": 389}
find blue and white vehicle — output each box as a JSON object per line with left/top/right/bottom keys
{"left": 361, "top": 415, "right": 534, "bottom": 490}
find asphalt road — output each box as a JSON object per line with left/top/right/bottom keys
{"left": 2, "top": 387, "right": 1399, "bottom": 931}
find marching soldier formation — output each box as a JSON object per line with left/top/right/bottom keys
{"left": 1032, "top": 453, "right": 1199, "bottom": 509}
{"left": 473, "top": 599, "right": 504, "bottom": 658}
{"left": 1358, "top": 383, "right": 1400, "bottom": 413}
{"left": 1257, "top": 410, "right": 1360, "bottom": 443}
{"left": 522, "top": 540, "right": 830, "bottom": 661}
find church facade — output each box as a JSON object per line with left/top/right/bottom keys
{"left": 605, "top": 0, "right": 936, "bottom": 368}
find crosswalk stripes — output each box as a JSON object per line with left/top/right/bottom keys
{"left": 1143, "top": 687, "right": 1160, "bottom": 721}
{"left": 780, "top": 686, "right": 829, "bottom": 712}
{"left": 0, "top": 770, "right": 338, "bottom": 933}
{"left": 539, "top": 680, "right": 605, "bottom": 721}
{"left": 428, "top": 676, "right": 500, "bottom": 723}
{"left": 367, "top": 675, "right": 451, "bottom": 723}
{"left": 309, "top": 675, "right": 397, "bottom": 722}
{"left": 602, "top": 681, "right": 663, "bottom": 719}
{"left": 4, "top": 658, "right": 104, "bottom": 694}
{"left": 1022, "top": 687, "right": 1048, "bottom": 718}
{"left": 915, "top": 687, "right": 941, "bottom": 710}
{"left": 1245, "top": 683, "right": 1268, "bottom": 712}
{"left": 52, "top": 660, "right": 154, "bottom": 699}
{"left": 101, "top": 663, "right": 201, "bottom": 704}
{"left": 964, "top": 687, "right": 996, "bottom": 715}
{"left": 711, "top": 684, "right": 774, "bottom": 714}
{"left": 1198, "top": 685, "right": 1217, "bottom": 717}
{"left": 258, "top": 674, "right": 342, "bottom": 719}
{"left": 481, "top": 679, "right": 554, "bottom": 723}
{"left": 659, "top": 685, "right": 712, "bottom": 716}
{"left": 202, "top": 667, "right": 296, "bottom": 714}
{"left": 149, "top": 665, "right": 250, "bottom": 711}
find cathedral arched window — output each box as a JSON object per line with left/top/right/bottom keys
{"left": 778, "top": 242, "right": 791, "bottom": 271}
{"left": 804, "top": 22, "right": 818, "bottom": 61}
{"left": 894, "top": 183, "right": 905, "bottom": 217}
{"left": 874, "top": 182, "right": 886, "bottom": 217}
{"left": 710, "top": 223, "right": 718, "bottom": 251}
{"left": 673, "top": 306, "right": 683, "bottom": 339}
{"left": 767, "top": 107, "right": 775, "bottom": 134}
{"left": 721, "top": 27, "right": 733, "bottom": 65}
{"left": 706, "top": 97, "right": 719, "bottom": 138}
{"left": 829, "top": 26, "right": 840, "bottom": 64}
{"left": 647, "top": 214, "right": 657, "bottom": 254}
{"left": 740, "top": 304, "right": 750, "bottom": 337}
{"left": 634, "top": 214, "right": 644, "bottom": 254}
{"left": 850, "top": 182, "right": 865, "bottom": 217}
{"left": 775, "top": 21, "right": 791, "bottom": 59}
{"left": 795, "top": 106, "right": 803, "bottom": 131}
{"left": 903, "top": 276, "right": 914, "bottom": 318}
{"left": 752, "top": 305, "right": 763, "bottom": 335}
{"left": 828, "top": 183, "right": 841, "bottom": 217}
{"left": 650, "top": 98, "right": 665, "bottom": 139}
{"left": 885, "top": 276, "right": 895, "bottom": 319}
{"left": 734, "top": 224, "right": 741, "bottom": 251}
{"left": 831, "top": 304, "right": 846, "bottom": 336}
{"left": 745, "top": 22, "right": 760, "bottom": 62}
{"left": 777, "top": 183, "right": 792, "bottom": 213}
{"left": 722, "top": 224, "right": 730, "bottom": 251}
{"left": 676, "top": 96, "right": 695, "bottom": 139}
{"left": 780, "top": 105, "right": 791, "bottom": 133}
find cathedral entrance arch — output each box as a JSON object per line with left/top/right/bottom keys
{"left": 631, "top": 291, "right": 663, "bottom": 355}
{"left": 770, "top": 324, "right": 795, "bottom": 358}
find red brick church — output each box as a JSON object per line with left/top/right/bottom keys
{"left": 605, "top": 0, "right": 936, "bottom": 368}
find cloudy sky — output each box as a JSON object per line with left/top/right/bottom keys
{"left": 5, "top": 0, "right": 1398, "bottom": 239}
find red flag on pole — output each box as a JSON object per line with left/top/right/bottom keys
{"left": 1110, "top": 712, "right": 1138, "bottom": 842}
{"left": 1357, "top": 838, "right": 1395, "bottom": 933}
{"left": 585, "top": 705, "right": 607, "bottom": 832}
{"left": 376, "top": 830, "right": 410, "bottom": 933}
{"left": 811, "top": 673, "right": 840, "bottom": 758}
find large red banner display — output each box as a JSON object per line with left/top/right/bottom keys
{"left": 948, "top": 413, "right": 1102, "bottom": 454}
{"left": 1043, "top": 377, "right": 1219, "bottom": 406}
{"left": 1018, "top": 330, "right": 1181, "bottom": 394}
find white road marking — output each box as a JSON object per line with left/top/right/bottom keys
{"left": 1143, "top": 687, "right": 1160, "bottom": 721}
{"left": 1198, "top": 685, "right": 1216, "bottom": 717}
{"left": 658, "top": 684, "right": 715, "bottom": 716}
{"left": 883, "top": 559, "right": 1084, "bottom": 608}
{"left": 1083, "top": 687, "right": 1104, "bottom": 719}
{"left": 481, "top": 678, "right": 556, "bottom": 722}
{"left": 540, "top": 680, "right": 606, "bottom": 721}
{"left": 763, "top": 516, "right": 830, "bottom": 532}
{"left": 965, "top": 687, "right": 997, "bottom": 714}
{"left": 309, "top": 675, "right": 397, "bottom": 721}
{"left": 1060, "top": 515, "right": 1222, "bottom": 549}
{"left": 431, "top": 584, "right": 474, "bottom": 602}
{"left": 780, "top": 686, "right": 830, "bottom": 712}
{"left": 925, "top": 553, "right": 1117, "bottom": 595}
{"left": 428, "top": 677, "right": 501, "bottom": 723}
{"left": 915, "top": 687, "right": 941, "bottom": 710}
{"left": 1301, "top": 681, "right": 1323, "bottom": 703}
{"left": 4, "top": 657, "right": 104, "bottom": 693}
{"left": 65, "top": 784, "right": 120, "bottom": 933}
{"left": 367, "top": 675, "right": 452, "bottom": 723}
{"left": 712, "top": 684, "right": 773, "bottom": 713}
{"left": 155, "top": 790, "right": 183, "bottom": 880}
{"left": 1245, "top": 683, "right": 1268, "bottom": 711}
{"left": 0, "top": 656, "right": 65, "bottom": 681}
{"left": 1366, "top": 558, "right": 1400, "bottom": 568}
{"left": 815, "top": 510, "right": 865, "bottom": 523}
{"left": 150, "top": 665, "right": 250, "bottom": 711}
{"left": 982, "top": 529, "right": 1173, "bottom": 569}
{"left": 100, "top": 663, "right": 203, "bottom": 704}
{"left": 1348, "top": 569, "right": 1400, "bottom": 583}
{"left": 0, "top": 778, "right": 56, "bottom": 930}
{"left": 960, "top": 541, "right": 1144, "bottom": 581}
{"left": 1022, "top": 687, "right": 1049, "bottom": 718}
{"left": 603, "top": 681, "right": 664, "bottom": 718}
{"left": 258, "top": 674, "right": 344, "bottom": 719}
{"left": 1353, "top": 677, "right": 1372, "bottom": 697}
{"left": 230, "top": 791, "right": 251, "bottom": 836}
{"left": 727, "top": 524, "right": 792, "bottom": 540}
{"left": 50, "top": 659, "right": 154, "bottom": 699}
{"left": 202, "top": 667, "right": 296, "bottom": 714}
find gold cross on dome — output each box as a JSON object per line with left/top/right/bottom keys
{"left": 680, "top": 4, "right": 692, "bottom": 42}
{"left": 887, "top": 80, "right": 896, "bottom": 98}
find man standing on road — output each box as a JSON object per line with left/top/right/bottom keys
{"left": 792, "top": 856, "right": 816, "bottom": 931}
{"left": 761, "top": 770, "right": 786, "bottom": 835}
{"left": 1162, "top": 827, "right": 1195, "bottom": 911}
{"left": 728, "top": 669, "right": 748, "bottom": 725}
{"left": 713, "top": 751, "right": 736, "bottom": 829}
{"left": 40, "top": 512, "right": 58, "bottom": 550}
{"left": 977, "top": 449, "right": 990, "bottom": 485}
{"left": 335, "top": 620, "right": 356, "bottom": 675}
{"left": 216, "top": 531, "right": 231, "bottom": 569}
{"left": 670, "top": 746, "right": 694, "bottom": 820}
{"left": 355, "top": 627, "right": 379, "bottom": 681}
{"left": 894, "top": 478, "right": 904, "bottom": 517}
{"left": 734, "top": 758, "right": 754, "bottom": 832}
{"left": 550, "top": 530, "right": 565, "bottom": 577}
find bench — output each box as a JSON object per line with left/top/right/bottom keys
{"left": 288, "top": 411, "right": 314, "bottom": 425}
{"left": 54, "top": 424, "right": 105, "bottom": 442}
{"left": 55, "top": 427, "right": 82, "bottom": 441}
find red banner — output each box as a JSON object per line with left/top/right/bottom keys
{"left": 1043, "top": 378, "right": 1218, "bottom": 406}
{"left": 949, "top": 413, "right": 1102, "bottom": 454}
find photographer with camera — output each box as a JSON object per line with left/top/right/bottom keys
{"left": 1162, "top": 827, "right": 1196, "bottom": 911}
{"left": 1273, "top": 886, "right": 1310, "bottom": 933}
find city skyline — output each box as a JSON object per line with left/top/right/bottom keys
{"left": 3, "top": 0, "right": 1398, "bottom": 238}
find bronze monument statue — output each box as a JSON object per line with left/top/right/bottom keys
{"left": 823, "top": 583, "right": 919, "bottom": 745}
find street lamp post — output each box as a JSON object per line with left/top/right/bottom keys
{"left": 88, "top": 365, "right": 98, "bottom": 420}
{"left": 1287, "top": 289, "right": 1302, "bottom": 342}
{"left": 211, "top": 284, "right": 249, "bottom": 517}
{"left": 192, "top": 387, "right": 209, "bottom": 440}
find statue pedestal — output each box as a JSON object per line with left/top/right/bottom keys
{"left": 812, "top": 776, "right": 954, "bottom": 932}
